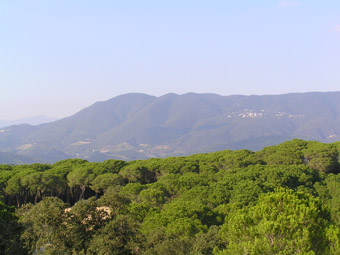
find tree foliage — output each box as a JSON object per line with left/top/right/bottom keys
{"left": 1, "top": 139, "right": 340, "bottom": 254}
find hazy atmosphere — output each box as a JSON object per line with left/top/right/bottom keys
{"left": 1, "top": 0, "right": 339, "bottom": 120}
{"left": 2, "top": 2, "right": 340, "bottom": 253}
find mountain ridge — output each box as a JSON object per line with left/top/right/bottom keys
{"left": 0, "top": 115, "right": 58, "bottom": 128}
{"left": 1, "top": 91, "right": 340, "bottom": 163}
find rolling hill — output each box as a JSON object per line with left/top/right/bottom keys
{"left": 1, "top": 92, "right": 340, "bottom": 163}
{"left": 0, "top": 115, "right": 58, "bottom": 128}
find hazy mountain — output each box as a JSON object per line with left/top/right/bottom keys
{"left": 0, "top": 115, "right": 58, "bottom": 128}
{"left": 1, "top": 92, "right": 340, "bottom": 163}
{"left": 0, "top": 151, "right": 35, "bottom": 164}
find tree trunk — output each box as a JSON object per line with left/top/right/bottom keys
{"left": 66, "top": 186, "right": 70, "bottom": 204}
{"left": 34, "top": 190, "right": 39, "bottom": 204}
{"left": 79, "top": 185, "right": 85, "bottom": 200}
{"left": 16, "top": 195, "right": 20, "bottom": 207}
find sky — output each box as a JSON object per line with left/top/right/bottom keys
{"left": 0, "top": 0, "right": 339, "bottom": 120}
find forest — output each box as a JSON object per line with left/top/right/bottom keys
{"left": 2, "top": 139, "right": 340, "bottom": 254}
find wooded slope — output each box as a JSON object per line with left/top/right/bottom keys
{"left": 2, "top": 139, "right": 340, "bottom": 254}
{"left": 2, "top": 92, "right": 340, "bottom": 163}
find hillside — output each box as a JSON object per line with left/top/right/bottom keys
{"left": 1, "top": 92, "right": 340, "bottom": 163}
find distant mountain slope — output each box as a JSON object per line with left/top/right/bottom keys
{"left": 0, "top": 115, "right": 58, "bottom": 128}
{"left": 0, "top": 151, "right": 35, "bottom": 164}
{"left": 1, "top": 92, "right": 340, "bottom": 163}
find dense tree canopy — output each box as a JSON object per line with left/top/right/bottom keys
{"left": 1, "top": 139, "right": 340, "bottom": 254}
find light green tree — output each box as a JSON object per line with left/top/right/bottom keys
{"left": 217, "top": 188, "right": 339, "bottom": 255}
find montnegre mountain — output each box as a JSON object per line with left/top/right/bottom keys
{"left": 1, "top": 92, "right": 340, "bottom": 163}
{"left": 0, "top": 115, "right": 58, "bottom": 128}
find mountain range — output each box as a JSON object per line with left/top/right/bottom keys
{"left": 0, "top": 115, "right": 58, "bottom": 128}
{"left": 1, "top": 92, "right": 340, "bottom": 164}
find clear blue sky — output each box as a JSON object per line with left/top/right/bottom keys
{"left": 1, "top": 0, "right": 339, "bottom": 120}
